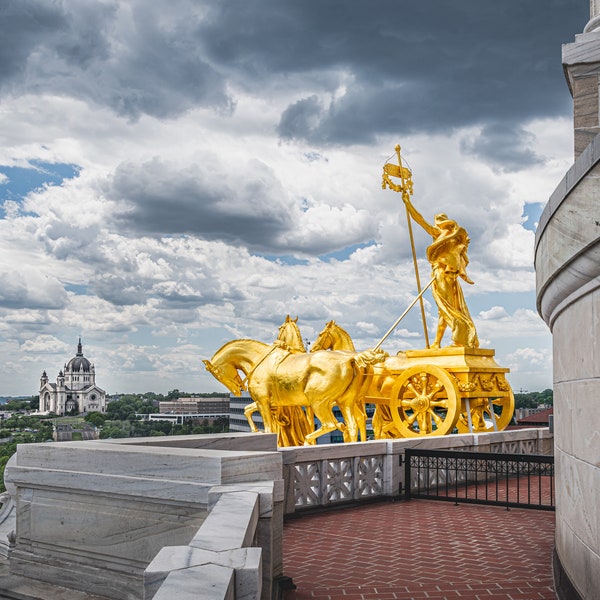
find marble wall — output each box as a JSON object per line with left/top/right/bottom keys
{"left": 4, "top": 434, "right": 282, "bottom": 600}
{"left": 536, "top": 126, "right": 600, "bottom": 598}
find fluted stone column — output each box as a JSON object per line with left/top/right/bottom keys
{"left": 537, "top": 3, "right": 600, "bottom": 598}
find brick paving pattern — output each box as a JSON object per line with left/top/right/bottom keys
{"left": 283, "top": 499, "right": 555, "bottom": 600}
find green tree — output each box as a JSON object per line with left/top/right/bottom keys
{"left": 84, "top": 412, "right": 106, "bottom": 427}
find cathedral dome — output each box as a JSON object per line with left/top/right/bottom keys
{"left": 65, "top": 339, "right": 92, "bottom": 373}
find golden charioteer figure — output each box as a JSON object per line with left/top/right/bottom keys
{"left": 204, "top": 146, "right": 514, "bottom": 445}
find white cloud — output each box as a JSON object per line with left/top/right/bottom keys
{"left": 0, "top": 0, "right": 579, "bottom": 394}
{"left": 478, "top": 306, "right": 509, "bottom": 320}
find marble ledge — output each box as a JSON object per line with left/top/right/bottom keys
{"left": 4, "top": 467, "right": 214, "bottom": 505}
{"left": 208, "top": 481, "right": 284, "bottom": 514}
{"left": 11, "top": 441, "right": 282, "bottom": 485}
{"left": 145, "top": 546, "right": 261, "bottom": 600}
{"left": 563, "top": 31, "right": 600, "bottom": 65}
{"left": 191, "top": 491, "right": 259, "bottom": 552}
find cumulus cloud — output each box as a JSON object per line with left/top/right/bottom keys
{"left": 20, "top": 335, "right": 71, "bottom": 355}
{"left": 0, "top": 0, "right": 579, "bottom": 394}
{"left": 0, "top": 270, "right": 68, "bottom": 310}
{"left": 478, "top": 306, "right": 510, "bottom": 320}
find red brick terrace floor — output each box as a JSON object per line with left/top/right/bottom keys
{"left": 283, "top": 500, "right": 555, "bottom": 600}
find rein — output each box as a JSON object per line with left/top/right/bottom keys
{"left": 240, "top": 341, "right": 287, "bottom": 389}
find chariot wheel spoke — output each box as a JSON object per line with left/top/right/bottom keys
{"left": 389, "top": 364, "right": 459, "bottom": 437}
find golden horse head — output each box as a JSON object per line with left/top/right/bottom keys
{"left": 202, "top": 359, "right": 245, "bottom": 396}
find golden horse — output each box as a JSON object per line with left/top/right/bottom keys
{"left": 309, "top": 320, "right": 407, "bottom": 439}
{"left": 248, "top": 316, "right": 312, "bottom": 445}
{"left": 311, "top": 320, "right": 356, "bottom": 352}
{"left": 203, "top": 338, "right": 379, "bottom": 445}
{"left": 277, "top": 315, "right": 307, "bottom": 352}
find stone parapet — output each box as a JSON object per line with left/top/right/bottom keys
{"left": 535, "top": 134, "right": 600, "bottom": 329}
{"left": 4, "top": 435, "right": 283, "bottom": 600}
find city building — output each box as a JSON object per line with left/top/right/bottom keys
{"left": 38, "top": 339, "right": 107, "bottom": 416}
{"left": 516, "top": 407, "right": 554, "bottom": 427}
{"left": 158, "top": 396, "right": 229, "bottom": 415}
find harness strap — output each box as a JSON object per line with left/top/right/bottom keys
{"left": 240, "top": 341, "right": 288, "bottom": 390}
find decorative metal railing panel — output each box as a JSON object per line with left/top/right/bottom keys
{"left": 405, "top": 448, "right": 555, "bottom": 511}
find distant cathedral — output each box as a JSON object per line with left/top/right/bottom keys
{"left": 39, "top": 339, "right": 107, "bottom": 415}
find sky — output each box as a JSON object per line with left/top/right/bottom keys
{"left": 0, "top": 0, "right": 589, "bottom": 397}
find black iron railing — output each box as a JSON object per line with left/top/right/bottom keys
{"left": 404, "top": 448, "right": 555, "bottom": 511}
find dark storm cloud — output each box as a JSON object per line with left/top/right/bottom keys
{"left": 199, "top": 0, "right": 586, "bottom": 159}
{"left": 92, "top": 276, "right": 148, "bottom": 306}
{"left": 460, "top": 124, "right": 545, "bottom": 172}
{"left": 0, "top": 0, "right": 587, "bottom": 163}
{"left": 0, "top": 0, "right": 231, "bottom": 120}
{"left": 107, "top": 158, "right": 295, "bottom": 250}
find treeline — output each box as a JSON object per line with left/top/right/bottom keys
{"left": 1, "top": 396, "right": 39, "bottom": 412}
{"left": 514, "top": 389, "right": 553, "bottom": 409}
{"left": 96, "top": 417, "right": 229, "bottom": 440}
{"left": 0, "top": 415, "right": 54, "bottom": 493}
{"left": 84, "top": 395, "right": 229, "bottom": 439}
{"left": 0, "top": 390, "right": 228, "bottom": 413}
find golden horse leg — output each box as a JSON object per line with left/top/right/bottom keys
{"left": 304, "top": 400, "right": 340, "bottom": 445}
{"left": 243, "top": 402, "right": 260, "bottom": 433}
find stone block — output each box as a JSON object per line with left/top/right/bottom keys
{"left": 152, "top": 564, "right": 235, "bottom": 600}
{"left": 553, "top": 296, "right": 597, "bottom": 382}
{"left": 144, "top": 545, "right": 261, "bottom": 600}
{"left": 555, "top": 450, "right": 599, "bottom": 555}
{"left": 111, "top": 432, "right": 278, "bottom": 452}
{"left": 192, "top": 491, "right": 259, "bottom": 552}
{"left": 570, "top": 381, "right": 600, "bottom": 468}
{"left": 12, "top": 441, "right": 282, "bottom": 485}
{"left": 553, "top": 381, "right": 573, "bottom": 457}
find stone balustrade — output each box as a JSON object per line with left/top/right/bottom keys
{"left": 280, "top": 428, "right": 552, "bottom": 515}
{"left": 144, "top": 487, "right": 267, "bottom": 600}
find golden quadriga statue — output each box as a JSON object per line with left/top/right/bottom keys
{"left": 204, "top": 147, "right": 514, "bottom": 446}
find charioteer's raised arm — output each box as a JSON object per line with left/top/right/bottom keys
{"left": 401, "top": 195, "right": 438, "bottom": 238}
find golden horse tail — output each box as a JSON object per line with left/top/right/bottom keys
{"left": 353, "top": 347, "right": 387, "bottom": 369}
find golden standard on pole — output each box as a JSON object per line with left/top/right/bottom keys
{"left": 382, "top": 145, "right": 430, "bottom": 347}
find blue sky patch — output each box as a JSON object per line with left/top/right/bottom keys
{"left": 320, "top": 242, "right": 374, "bottom": 262}
{"left": 0, "top": 161, "right": 80, "bottom": 218}
{"left": 521, "top": 202, "right": 544, "bottom": 232}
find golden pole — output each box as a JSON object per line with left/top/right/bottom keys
{"left": 373, "top": 278, "right": 434, "bottom": 350}
{"left": 394, "top": 145, "right": 430, "bottom": 348}
{"left": 405, "top": 206, "right": 430, "bottom": 347}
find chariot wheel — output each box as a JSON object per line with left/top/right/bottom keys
{"left": 389, "top": 364, "right": 460, "bottom": 437}
{"left": 456, "top": 389, "right": 515, "bottom": 433}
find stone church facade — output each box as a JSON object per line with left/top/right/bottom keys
{"left": 39, "top": 339, "right": 107, "bottom": 415}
